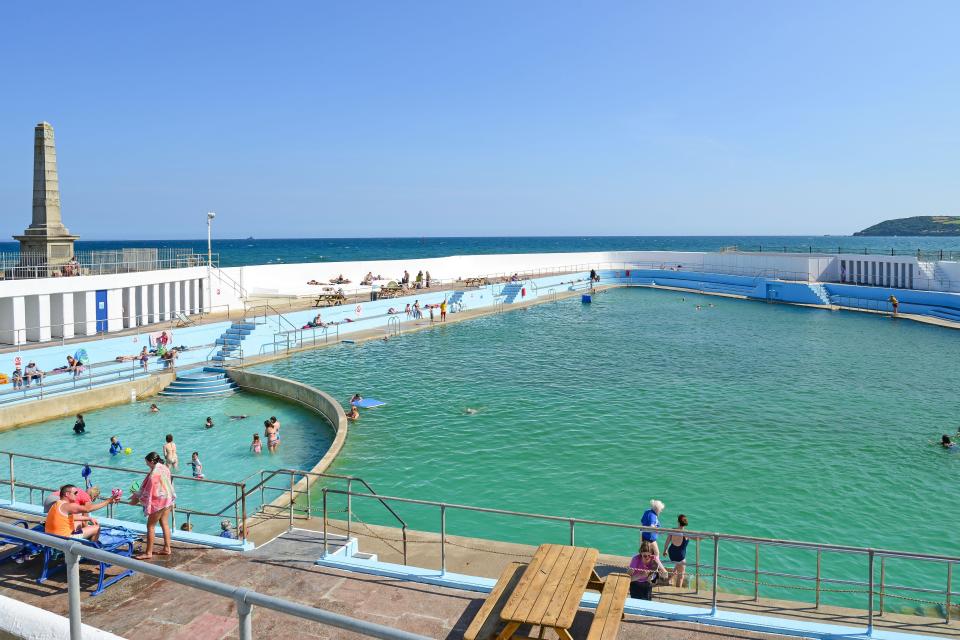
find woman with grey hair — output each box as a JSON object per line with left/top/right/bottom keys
{"left": 641, "top": 499, "right": 665, "bottom": 556}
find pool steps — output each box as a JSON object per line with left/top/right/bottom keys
{"left": 159, "top": 367, "right": 238, "bottom": 397}
{"left": 211, "top": 321, "right": 257, "bottom": 363}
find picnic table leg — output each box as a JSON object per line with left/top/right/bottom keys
{"left": 587, "top": 569, "right": 604, "bottom": 591}
{"left": 495, "top": 621, "right": 521, "bottom": 640}
{"left": 555, "top": 627, "right": 575, "bottom": 640}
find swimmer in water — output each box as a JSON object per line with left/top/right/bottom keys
{"left": 205, "top": 417, "right": 214, "bottom": 429}
{"left": 347, "top": 405, "right": 360, "bottom": 421}
{"left": 229, "top": 415, "right": 249, "bottom": 420}
{"left": 695, "top": 305, "right": 702, "bottom": 311}
{"left": 464, "top": 407, "right": 479, "bottom": 415}
{"left": 150, "top": 403, "right": 159, "bottom": 413}
{"left": 940, "top": 435, "right": 958, "bottom": 450}
{"left": 350, "top": 393, "right": 363, "bottom": 404}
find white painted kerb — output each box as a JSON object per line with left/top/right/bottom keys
{"left": 0, "top": 594, "right": 124, "bottom": 640}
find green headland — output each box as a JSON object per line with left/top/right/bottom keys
{"left": 855, "top": 215, "right": 960, "bottom": 236}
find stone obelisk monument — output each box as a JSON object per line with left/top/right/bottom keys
{"left": 13, "top": 121, "right": 78, "bottom": 264}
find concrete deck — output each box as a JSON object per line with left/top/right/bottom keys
{"left": 1, "top": 513, "right": 785, "bottom": 640}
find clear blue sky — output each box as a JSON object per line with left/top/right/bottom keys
{"left": 1, "top": 1, "right": 958, "bottom": 240}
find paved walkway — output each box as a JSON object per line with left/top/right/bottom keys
{"left": 0, "top": 517, "right": 783, "bottom": 640}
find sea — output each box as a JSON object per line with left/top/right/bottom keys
{"left": 3, "top": 236, "right": 960, "bottom": 267}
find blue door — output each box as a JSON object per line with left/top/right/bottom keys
{"left": 95, "top": 290, "right": 108, "bottom": 333}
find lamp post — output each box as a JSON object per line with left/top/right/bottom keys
{"left": 206, "top": 212, "right": 216, "bottom": 313}
{"left": 206, "top": 212, "right": 216, "bottom": 267}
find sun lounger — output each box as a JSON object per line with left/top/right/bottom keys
{"left": 35, "top": 526, "right": 137, "bottom": 596}
{"left": 174, "top": 311, "right": 196, "bottom": 327}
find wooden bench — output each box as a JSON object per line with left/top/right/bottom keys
{"left": 313, "top": 294, "right": 346, "bottom": 307}
{"left": 464, "top": 562, "right": 527, "bottom": 640}
{"left": 586, "top": 573, "right": 631, "bottom": 640}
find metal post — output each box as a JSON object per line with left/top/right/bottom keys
{"left": 306, "top": 479, "right": 311, "bottom": 519}
{"left": 65, "top": 548, "right": 82, "bottom": 639}
{"left": 289, "top": 472, "right": 295, "bottom": 530}
{"left": 8, "top": 454, "right": 14, "bottom": 502}
{"left": 569, "top": 519, "right": 575, "bottom": 546}
{"left": 815, "top": 549, "right": 821, "bottom": 608}
{"left": 754, "top": 544, "right": 760, "bottom": 602}
{"left": 695, "top": 537, "right": 701, "bottom": 594}
{"left": 440, "top": 505, "right": 447, "bottom": 574}
{"left": 711, "top": 535, "right": 720, "bottom": 615}
{"left": 879, "top": 557, "right": 885, "bottom": 617}
{"left": 322, "top": 489, "right": 328, "bottom": 558}
{"left": 241, "top": 483, "right": 247, "bottom": 541}
{"left": 346, "top": 479, "right": 352, "bottom": 540}
{"left": 236, "top": 596, "right": 253, "bottom": 640}
{"left": 947, "top": 562, "right": 952, "bottom": 624}
{"left": 867, "top": 550, "right": 875, "bottom": 636}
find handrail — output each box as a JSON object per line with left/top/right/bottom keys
{"left": 0, "top": 521, "right": 430, "bottom": 640}
{"left": 318, "top": 487, "right": 959, "bottom": 626}
{"left": 211, "top": 265, "right": 248, "bottom": 300}
{"left": 2, "top": 450, "right": 248, "bottom": 537}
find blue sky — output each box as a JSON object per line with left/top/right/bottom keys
{"left": 0, "top": 1, "right": 958, "bottom": 240}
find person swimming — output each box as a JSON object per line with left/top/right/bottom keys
{"left": 73, "top": 414, "right": 86, "bottom": 435}
{"left": 464, "top": 407, "right": 479, "bottom": 415}
{"left": 250, "top": 433, "right": 262, "bottom": 454}
{"left": 350, "top": 393, "right": 363, "bottom": 404}
{"left": 229, "top": 415, "right": 249, "bottom": 420}
{"left": 149, "top": 403, "right": 159, "bottom": 413}
{"left": 205, "top": 417, "right": 214, "bottom": 429}
{"left": 109, "top": 436, "right": 122, "bottom": 456}
{"left": 940, "top": 435, "right": 958, "bottom": 450}
{"left": 346, "top": 405, "right": 360, "bottom": 421}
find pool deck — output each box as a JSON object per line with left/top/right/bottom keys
{"left": 1, "top": 510, "right": 784, "bottom": 640}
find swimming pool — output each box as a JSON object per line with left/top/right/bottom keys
{"left": 256, "top": 286, "right": 960, "bottom": 611}
{"left": 0, "top": 391, "right": 334, "bottom": 533}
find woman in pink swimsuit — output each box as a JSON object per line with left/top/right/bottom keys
{"left": 130, "top": 451, "right": 176, "bottom": 559}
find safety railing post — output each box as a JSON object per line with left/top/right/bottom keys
{"left": 8, "top": 453, "right": 14, "bottom": 502}
{"left": 346, "top": 479, "right": 352, "bottom": 540}
{"left": 322, "top": 488, "right": 328, "bottom": 558}
{"left": 306, "top": 479, "right": 311, "bottom": 519}
{"left": 289, "top": 472, "right": 295, "bottom": 529}
{"left": 440, "top": 505, "right": 447, "bottom": 574}
{"left": 711, "top": 535, "right": 720, "bottom": 615}
{"left": 868, "top": 550, "right": 876, "bottom": 636}
{"left": 879, "top": 556, "right": 885, "bottom": 617}
{"left": 241, "top": 483, "right": 247, "bottom": 541}
{"left": 946, "top": 562, "right": 953, "bottom": 624}
{"left": 754, "top": 544, "right": 760, "bottom": 602}
{"left": 234, "top": 485, "right": 240, "bottom": 534}
{"left": 695, "top": 537, "right": 700, "bottom": 594}
{"left": 236, "top": 595, "right": 253, "bottom": 640}
{"left": 65, "top": 548, "right": 83, "bottom": 639}
{"left": 569, "top": 519, "right": 575, "bottom": 546}
{"left": 815, "top": 549, "right": 822, "bottom": 608}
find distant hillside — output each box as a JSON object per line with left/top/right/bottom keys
{"left": 855, "top": 216, "right": 960, "bottom": 236}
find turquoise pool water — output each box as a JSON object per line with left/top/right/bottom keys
{"left": 258, "top": 287, "right": 960, "bottom": 611}
{"left": 0, "top": 391, "right": 333, "bottom": 533}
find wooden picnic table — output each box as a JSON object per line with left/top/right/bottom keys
{"left": 313, "top": 293, "right": 346, "bottom": 307}
{"left": 497, "top": 544, "right": 604, "bottom": 640}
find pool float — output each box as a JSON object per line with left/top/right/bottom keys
{"left": 351, "top": 398, "right": 386, "bottom": 408}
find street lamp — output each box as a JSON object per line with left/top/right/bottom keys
{"left": 206, "top": 212, "right": 216, "bottom": 267}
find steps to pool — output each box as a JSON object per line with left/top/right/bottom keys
{"left": 211, "top": 321, "right": 256, "bottom": 363}
{"left": 159, "top": 367, "right": 237, "bottom": 397}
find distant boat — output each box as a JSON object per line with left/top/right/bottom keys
{"left": 246, "top": 236, "right": 254, "bottom": 240}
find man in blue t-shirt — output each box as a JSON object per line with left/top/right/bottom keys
{"left": 641, "top": 499, "right": 665, "bottom": 555}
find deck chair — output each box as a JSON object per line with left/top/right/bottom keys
{"left": 0, "top": 520, "right": 43, "bottom": 563}
{"left": 174, "top": 311, "right": 196, "bottom": 327}
{"left": 36, "top": 526, "right": 137, "bottom": 596}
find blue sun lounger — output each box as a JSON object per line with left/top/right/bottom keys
{"left": 2, "top": 521, "right": 137, "bottom": 596}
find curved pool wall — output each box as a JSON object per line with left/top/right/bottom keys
{"left": 226, "top": 368, "right": 348, "bottom": 518}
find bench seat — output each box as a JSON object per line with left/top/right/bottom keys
{"left": 464, "top": 562, "right": 527, "bottom": 640}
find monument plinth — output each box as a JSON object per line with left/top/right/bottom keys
{"left": 13, "top": 121, "right": 78, "bottom": 264}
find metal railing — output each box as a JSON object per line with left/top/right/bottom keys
{"left": 242, "top": 469, "right": 410, "bottom": 564}
{"left": 1, "top": 451, "right": 248, "bottom": 537}
{"left": 1, "top": 304, "right": 235, "bottom": 351}
{"left": 720, "top": 245, "right": 960, "bottom": 261}
{"left": 315, "top": 488, "right": 960, "bottom": 629}
{"left": 0, "top": 521, "right": 429, "bottom": 640}
{"left": 0, "top": 248, "right": 213, "bottom": 281}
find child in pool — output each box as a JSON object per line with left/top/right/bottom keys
{"left": 347, "top": 405, "right": 360, "bottom": 421}
{"left": 190, "top": 452, "right": 204, "bottom": 479}
{"left": 150, "top": 403, "right": 159, "bottom": 413}
{"left": 205, "top": 417, "right": 214, "bottom": 429}
{"left": 250, "top": 434, "right": 262, "bottom": 454}
{"left": 109, "top": 436, "right": 122, "bottom": 456}
{"left": 163, "top": 434, "right": 178, "bottom": 469}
